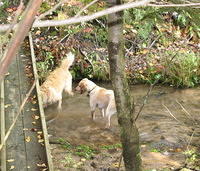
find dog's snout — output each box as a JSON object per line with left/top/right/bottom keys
{"left": 75, "top": 86, "right": 80, "bottom": 92}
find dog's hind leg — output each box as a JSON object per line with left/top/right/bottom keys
{"left": 54, "top": 89, "right": 62, "bottom": 111}
{"left": 91, "top": 110, "right": 95, "bottom": 120}
{"left": 90, "top": 100, "right": 96, "bottom": 120}
{"left": 105, "top": 115, "right": 111, "bottom": 128}
{"left": 57, "top": 99, "right": 62, "bottom": 111}
{"left": 64, "top": 76, "right": 74, "bottom": 96}
{"left": 100, "top": 108, "right": 105, "bottom": 117}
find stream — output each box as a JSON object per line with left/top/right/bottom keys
{"left": 45, "top": 84, "right": 200, "bottom": 170}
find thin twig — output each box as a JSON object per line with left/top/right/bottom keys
{"left": 176, "top": 100, "right": 196, "bottom": 123}
{"left": 134, "top": 84, "right": 153, "bottom": 121}
{"left": 148, "top": 35, "right": 161, "bottom": 49}
{"left": 0, "top": 81, "right": 36, "bottom": 151}
{"left": 162, "top": 103, "right": 182, "bottom": 124}
{"left": 75, "top": 0, "right": 99, "bottom": 17}
{"left": 36, "top": 0, "right": 67, "bottom": 20}
{"left": 186, "top": 129, "right": 195, "bottom": 151}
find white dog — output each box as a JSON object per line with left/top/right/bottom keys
{"left": 75, "top": 78, "right": 117, "bottom": 128}
{"left": 40, "top": 52, "right": 74, "bottom": 110}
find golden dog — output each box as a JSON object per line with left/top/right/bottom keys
{"left": 40, "top": 52, "right": 74, "bottom": 110}
{"left": 75, "top": 78, "right": 116, "bottom": 128}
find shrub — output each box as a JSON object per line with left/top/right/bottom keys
{"left": 163, "top": 51, "right": 200, "bottom": 87}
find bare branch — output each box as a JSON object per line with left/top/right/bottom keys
{"left": 34, "top": 0, "right": 150, "bottom": 27}
{"left": 148, "top": 2, "right": 200, "bottom": 7}
{"left": 0, "top": 0, "right": 151, "bottom": 32}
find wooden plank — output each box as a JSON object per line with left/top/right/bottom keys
{"left": 29, "top": 32, "right": 54, "bottom": 171}
{"left": 4, "top": 58, "right": 27, "bottom": 171}
{"left": 17, "top": 52, "right": 48, "bottom": 170}
{"left": 1, "top": 79, "right": 6, "bottom": 171}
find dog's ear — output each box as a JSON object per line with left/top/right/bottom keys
{"left": 79, "top": 82, "right": 86, "bottom": 93}
{"left": 79, "top": 82, "right": 85, "bottom": 89}
{"left": 82, "top": 78, "right": 88, "bottom": 81}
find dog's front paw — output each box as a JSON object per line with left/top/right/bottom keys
{"left": 105, "top": 124, "right": 110, "bottom": 129}
{"left": 69, "top": 92, "right": 74, "bottom": 96}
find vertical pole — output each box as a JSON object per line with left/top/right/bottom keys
{"left": 28, "top": 32, "right": 54, "bottom": 171}
{"left": 1, "top": 79, "right": 6, "bottom": 171}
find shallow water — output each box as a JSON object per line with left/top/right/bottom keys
{"left": 46, "top": 84, "right": 200, "bottom": 170}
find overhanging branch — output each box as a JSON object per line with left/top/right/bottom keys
{"left": 0, "top": 0, "right": 151, "bottom": 32}
{"left": 0, "top": 0, "right": 200, "bottom": 33}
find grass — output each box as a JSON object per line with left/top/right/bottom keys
{"left": 57, "top": 138, "right": 97, "bottom": 159}
{"left": 100, "top": 143, "right": 122, "bottom": 150}
{"left": 57, "top": 138, "right": 72, "bottom": 150}
{"left": 183, "top": 148, "right": 200, "bottom": 167}
{"left": 150, "top": 148, "right": 161, "bottom": 153}
{"left": 61, "top": 154, "right": 76, "bottom": 168}
{"left": 74, "top": 144, "right": 97, "bottom": 159}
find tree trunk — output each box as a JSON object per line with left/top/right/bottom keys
{"left": 107, "top": 0, "right": 142, "bottom": 171}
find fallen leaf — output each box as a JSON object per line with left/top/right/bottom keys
{"left": 10, "top": 165, "right": 15, "bottom": 170}
{"left": 25, "top": 136, "right": 31, "bottom": 142}
{"left": 37, "top": 163, "right": 46, "bottom": 167}
{"left": 38, "top": 139, "right": 44, "bottom": 143}
{"left": 41, "top": 169, "right": 48, "bottom": 171}
{"left": 30, "top": 128, "right": 37, "bottom": 132}
{"left": 35, "top": 30, "right": 41, "bottom": 35}
{"left": 31, "top": 108, "right": 38, "bottom": 111}
{"left": 32, "top": 121, "right": 36, "bottom": 125}
{"left": 32, "top": 114, "right": 40, "bottom": 120}
{"left": 7, "top": 159, "right": 14, "bottom": 162}
{"left": 37, "top": 131, "right": 43, "bottom": 135}
{"left": 5, "top": 104, "right": 12, "bottom": 108}
{"left": 37, "top": 135, "right": 43, "bottom": 139}
{"left": 32, "top": 100, "right": 37, "bottom": 104}
{"left": 112, "top": 162, "right": 120, "bottom": 168}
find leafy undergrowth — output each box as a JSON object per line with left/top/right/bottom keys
{"left": 29, "top": 1, "right": 200, "bottom": 87}
{"left": 2, "top": 0, "right": 200, "bottom": 87}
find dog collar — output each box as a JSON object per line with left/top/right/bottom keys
{"left": 87, "top": 86, "right": 97, "bottom": 96}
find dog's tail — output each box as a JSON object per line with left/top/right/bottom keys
{"left": 61, "top": 52, "right": 75, "bottom": 69}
